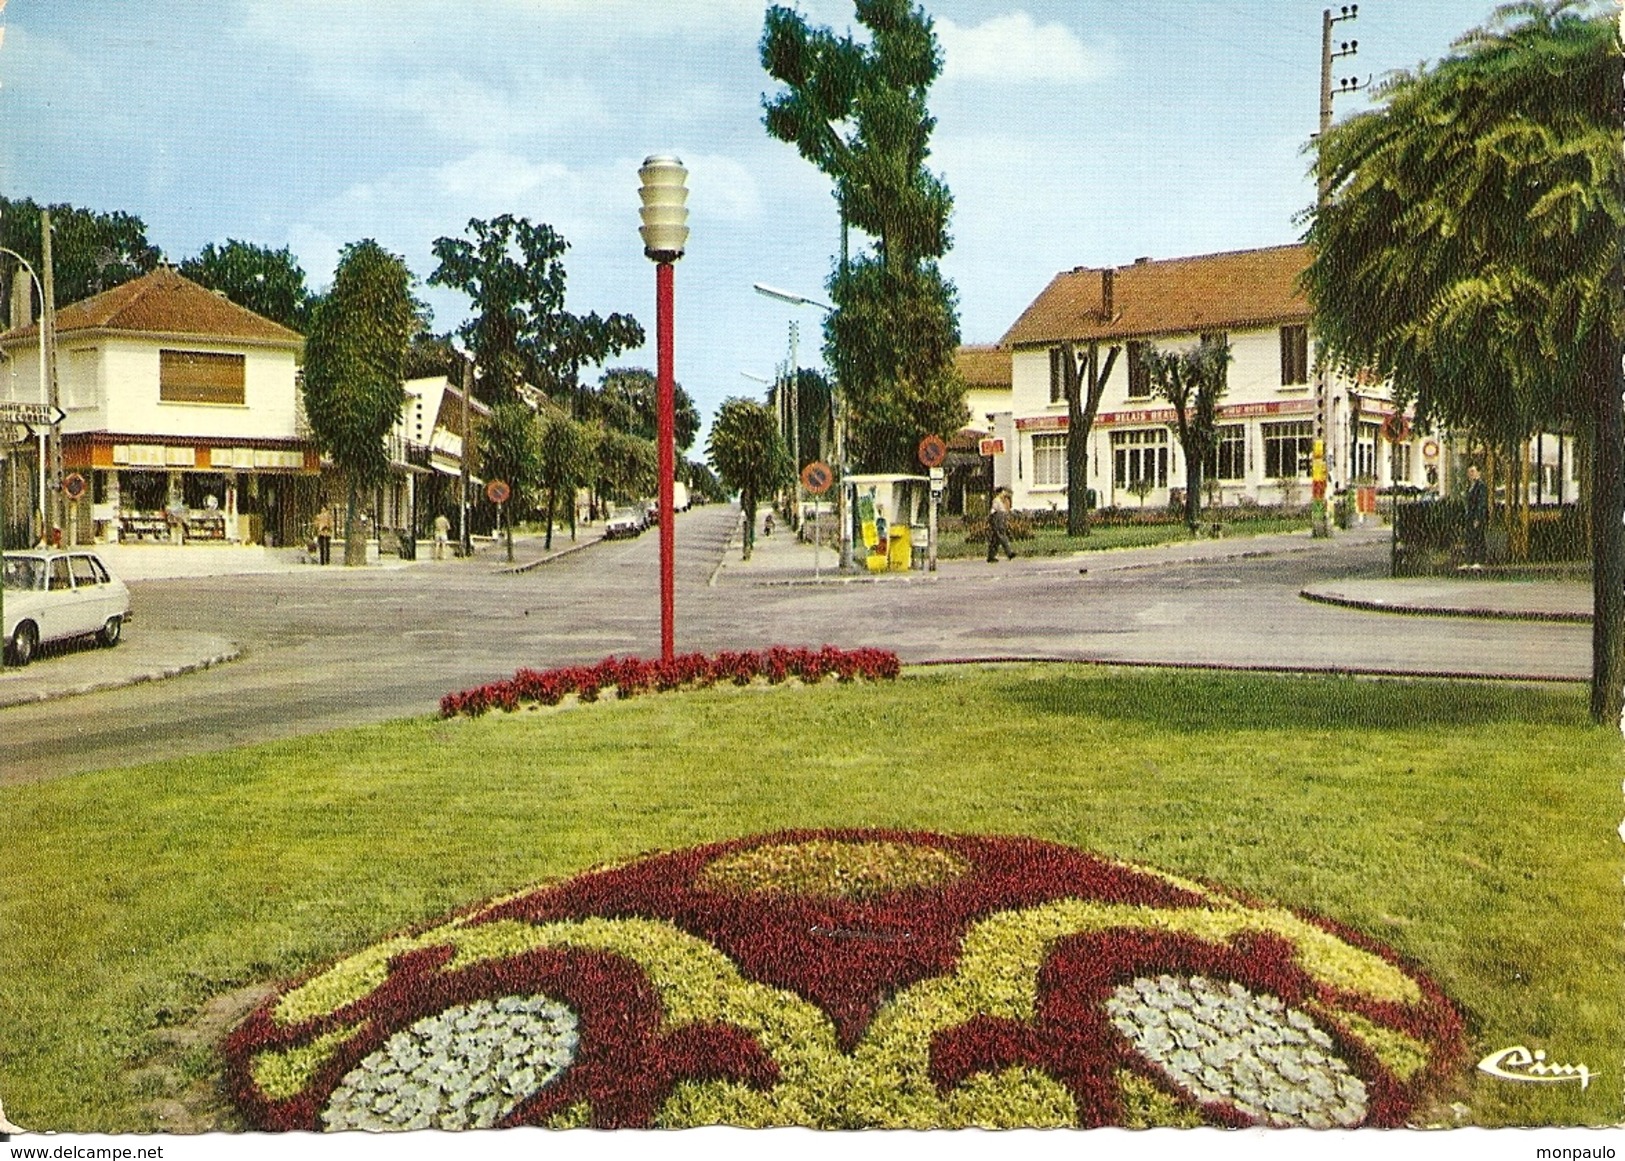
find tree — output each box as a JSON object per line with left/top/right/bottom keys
{"left": 0, "top": 196, "right": 161, "bottom": 314}
{"left": 429, "top": 215, "right": 644, "bottom": 408}
{"left": 708, "top": 397, "right": 793, "bottom": 560}
{"left": 302, "top": 240, "right": 419, "bottom": 566}
{"left": 684, "top": 460, "right": 729, "bottom": 505}
{"left": 1141, "top": 339, "right": 1232, "bottom": 532}
{"left": 1303, "top": 0, "right": 1623, "bottom": 722}
{"left": 537, "top": 410, "right": 597, "bottom": 550}
{"left": 596, "top": 367, "right": 701, "bottom": 453}
{"left": 791, "top": 367, "right": 835, "bottom": 468}
{"left": 594, "top": 428, "right": 657, "bottom": 510}
{"left": 179, "top": 240, "right": 314, "bottom": 332}
{"left": 1056, "top": 341, "right": 1121, "bottom": 536}
{"left": 478, "top": 401, "right": 545, "bottom": 562}
{"left": 761, "top": 0, "right": 966, "bottom": 472}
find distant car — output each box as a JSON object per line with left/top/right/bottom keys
{"left": 3, "top": 549, "right": 132, "bottom": 666}
{"left": 603, "top": 506, "right": 645, "bottom": 540}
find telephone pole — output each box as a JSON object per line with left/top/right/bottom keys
{"left": 40, "top": 211, "right": 61, "bottom": 545}
{"left": 1313, "top": 5, "right": 1363, "bottom": 537}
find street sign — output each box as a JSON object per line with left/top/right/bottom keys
{"left": 929, "top": 466, "right": 944, "bottom": 494}
{"left": 1422, "top": 439, "right": 1440, "bottom": 461}
{"left": 801, "top": 460, "right": 833, "bottom": 495}
{"left": 0, "top": 401, "right": 65, "bottom": 426}
{"left": 917, "top": 434, "right": 947, "bottom": 468}
{"left": 978, "top": 438, "right": 1004, "bottom": 457}
{"left": 485, "top": 479, "right": 511, "bottom": 505}
{"left": 62, "top": 472, "right": 86, "bottom": 501}
{"left": 0, "top": 422, "right": 29, "bottom": 445}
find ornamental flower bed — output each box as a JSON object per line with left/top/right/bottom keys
{"left": 224, "top": 831, "right": 1466, "bottom": 1131}
{"left": 439, "top": 647, "right": 901, "bottom": 719}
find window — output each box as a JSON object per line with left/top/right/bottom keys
{"left": 1280, "top": 325, "right": 1309, "bottom": 385}
{"left": 1048, "top": 347, "right": 1065, "bottom": 404}
{"left": 1391, "top": 440, "right": 1412, "bottom": 485}
{"left": 1353, "top": 421, "right": 1380, "bottom": 482}
{"left": 1205, "top": 424, "right": 1246, "bottom": 481}
{"left": 1112, "top": 428, "right": 1168, "bottom": 489}
{"left": 1127, "top": 341, "right": 1150, "bottom": 398}
{"left": 1032, "top": 433, "right": 1067, "bottom": 487}
{"left": 160, "top": 350, "right": 245, "bottom": 405}
{"left": 69, "top": 555, "right": 100, "bottom": 586}
{"left": 49, "top": 558, "right": 71, "bottom": 591}
{"left": 1263, "top": 421, "right": 1314, "bottom": 478}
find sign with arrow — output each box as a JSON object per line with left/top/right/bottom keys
{"left": 0, "top": 422, "right": 30, "bottom": 445}
{"left": 0, "top": 401, "right": 65, "bottom": 426}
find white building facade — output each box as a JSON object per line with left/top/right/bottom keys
{"left": 995, "top": 245, "right": 1430, "bottom": 514}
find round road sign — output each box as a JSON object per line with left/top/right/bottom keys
{"left": 485, "top": 479, "right": 511, "bottom": 505}
{"left": 801, "top": 461, "right": 834, "bottom": 495}
{"left": 917, "top": 434, "right": 947, "bottom": 468}
{"left": 1422, "top": 439, "right": 1440, "bottom": 461}
{"left": 62, "top": 472, "right": 87, "bottom": 501}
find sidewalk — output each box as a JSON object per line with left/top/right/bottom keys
{"left": 711, "top": 516, "right": 1391, "bottom": 586}
{"left": 0, "top": 529, "right": 606, "bottom": 707}
{"left": 1301, "top": 576, "right": 1590, "bottom": 623}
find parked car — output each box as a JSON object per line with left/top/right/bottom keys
{"left": 603, "top": 506, "right": 645, "bottom": 540}
{"left": 644, "top": 482, "right": 692, "bottom": 526}
{"left": 2, "top": 549, "right": 132, "bottom": 666}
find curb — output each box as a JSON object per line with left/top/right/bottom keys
{"left": 493, "top": 534, "right": 605, "bottom": 575}
{"left": 901, "top": 655, "right": 1585, "bottom": 685}
{"left": 1299, "top": 589, "right": 1590, "bottom": 624}
{"left": 0, "top": 643, "right": 243, "bottom": 709}
{"left": 707, "top": 511, "right": 747, "bottom": 587}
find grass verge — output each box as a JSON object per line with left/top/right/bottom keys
{"left": 0, "top": 664, "right": 1617, "bottom": 1130}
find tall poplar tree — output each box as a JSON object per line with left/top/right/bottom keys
{"left": 302, "top": 240, "right": 418, "bottom": 565}
{"left": 761, "top": 0, "right": 967, "bottom": 472}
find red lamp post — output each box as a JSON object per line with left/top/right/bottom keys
{"left": 639, "top": 155, "right": 689, "bottom": 662}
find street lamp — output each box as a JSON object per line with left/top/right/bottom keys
{"left": 0, "top": 247, "right": 47, "bottom": 542}
{"left": 752, "top": 282, "right": 850, "bottom": 569}
{"left": 639, "top": 154, "right": 689, "bottom": 663}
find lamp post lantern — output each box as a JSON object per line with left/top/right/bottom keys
{"left": 640, "top": 154, "right": 689, "bottom": 663}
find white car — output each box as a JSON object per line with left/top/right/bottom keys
{"left": 604, "top": 506, "right": 645, "bottom": 540}
{"left": 3, "top": 549, "right": 132, "bottom": 666}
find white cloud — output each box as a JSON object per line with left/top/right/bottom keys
{"left": 937, "top": 11, "right": 1112, "bottom": 85}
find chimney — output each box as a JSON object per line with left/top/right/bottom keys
{"left": 9, "top": 266, "right": 32, "bottom": 331}
{"left": 1133, "top": 255, "right": 1151, "bottom": 265}
{"left": 1101, "top": 268, "right": 1115, "bottom": 321}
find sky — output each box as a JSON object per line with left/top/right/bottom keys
{"left": 0, "top": 0, "right": 1513, "bottom": 446}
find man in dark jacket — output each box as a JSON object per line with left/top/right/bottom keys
{"left": 1464, "top": 465, "right": 1488, "bottom": 569}
{"left": 986, "top": 490, "right": 1016, "bottom": 562}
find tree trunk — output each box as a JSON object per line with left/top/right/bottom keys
{"left": 344, "top": 479, "right": 366, "bottom": 566}
{"left": 545, "top": 486, "right": 556, "bottom": 551}
{"left": 1588, "top": 319, "right": 1625, "bottom": 725}
{"left": 742, "top": 491, "right": 756, "bottom": 560}
{"left": 1185, "top": 456, "right": 1202, "bottom": 532}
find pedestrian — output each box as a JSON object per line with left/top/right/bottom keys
{"left": 764, "top": 511, "right": 775, "bottom": 537}
{"left": 433, "top": 511, "right": 451, "bottom": 561}
{"left": 1463, "top": 464, "right": 1488, "bottom": 569}
{"left": 986, "top": 490, "right": 1016, "bottom": 562}
{"left": 314, "top": 505, "right": 334, "bottom": 566}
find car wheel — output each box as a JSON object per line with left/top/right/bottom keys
{"left": 99, "top": 615, "right": 123, "bottom": 647}
{"left": 9, "top": 621, "right": 38, "bottom": 667}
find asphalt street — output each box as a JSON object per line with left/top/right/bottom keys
{"left": 0, "top": 503, "right": 1589, "bottom": 784}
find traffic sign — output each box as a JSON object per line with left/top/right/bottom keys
{"left": 978, "top": 437, "right": 1004, "bottom": 457}
{"left": 1422, "top": 438, "right": 1440, "bottom": 461}
{"left": 0, "top": 422, "right": 30, "bottom": 445}
{"left": 929, "top": 466, "right": 944, "bottom": 494}
{"left": 917, "top": 434, "right": 947, "bottom": 468}
{"left": 485, "top": 479, "right": 511, "bottom": 505}
{"left": 0, "top": 401, "right": 65, "bottom": 426}
{"left": 800, "top": 460, "right": 833, "bottom": 495}
{"left": 62, "top": 472, "right": 86, "bottom": 501}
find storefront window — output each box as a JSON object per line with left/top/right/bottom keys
{"left": 184, "top": 473, "right": 228, "bottom": 511}
{"left": 1112, "top": 428, "right": 1168, "bottom": 488}
{"left": 122, "top": 471, "right": 169, "bottom": 512}
{"left": 1263, "top": 421, "right": 1313, "bottom": 479}
{"left": 1205, "top": 424, "right": 1246, "bottom": 481}
{"left": 1032, "top": 433, "right": 1067, "bottom": 487}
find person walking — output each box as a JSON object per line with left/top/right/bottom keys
{"left": 986, "top": 490, "right": 1016, "bottom": 563}
{"left": 1463, "top": 465, "right": 1488, "bottom": 569}
{"left": 314, "top": 505, "right": 334, "bottom": 566}
{"left": 432, "top": 511, "right": 452, "bottom": 561}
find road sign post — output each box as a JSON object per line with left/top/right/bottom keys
{"left": 801, "top": 460, "right": 833, "bottom": 579}
{"left": 918, "top": 436, "right": 947, "bottom": 574}
{"left": 485, "top": 479, "right": 512, "bottom": 562}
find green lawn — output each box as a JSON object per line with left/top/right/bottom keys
{"left": 0, "top": 664, "right": 1617, "bottom": 1130}
{"left": 935, "top": 517, "right": 1313, "bottom": 559}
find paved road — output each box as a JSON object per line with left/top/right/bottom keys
{"left": 0, "top": 504, "right": 1588, "bottom": 784}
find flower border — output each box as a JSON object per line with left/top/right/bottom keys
{"left": 439, "top": 647, "right": 902, "bottom": 718}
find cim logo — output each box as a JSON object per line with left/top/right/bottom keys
{"left": 1477, "top": 1045, "right": 1591, "bottom": 1090}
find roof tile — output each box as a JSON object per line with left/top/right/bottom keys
{"left": 1, "top": 266, "right": 303, "bottom": 346}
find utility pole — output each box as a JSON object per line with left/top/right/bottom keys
{"left": 40, "top": 211, "right": 61, "bottom": 546}
{"left": 1313, "top": 5, "right": 1363, "bottom": 537}
{"left": 460, "top": 353, "right": 472, "bottom": 558}
{"left": 788, "top": 319, "right": 802, "bottom": 531}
